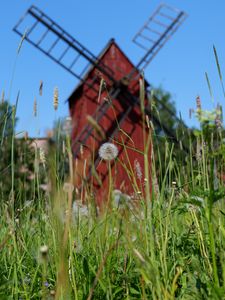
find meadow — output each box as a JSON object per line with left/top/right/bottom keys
{"left": 0, "top": 47, "right": 225, "bottom": 300}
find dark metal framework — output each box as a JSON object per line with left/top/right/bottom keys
{"left": 133, "top": 3, "right": 187, "bottom": 70}
{"left": 13, "top": 4, "right": 188, "bottom": 161}
{"left": 13, "top": 6, "right": 115, "bottom": 84}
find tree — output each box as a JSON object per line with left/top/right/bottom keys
{"left": 147, "top": 87, "right": 192, "bottom": 183}
{"left": 0, "top": 101, "right": 35, "bottom": 204}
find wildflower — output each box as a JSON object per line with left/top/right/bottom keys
{"left": 153, "top": 176, "right": 159, "bottom": 195}
{"left": 39, "top": 147, "right": 46, "bottom": 167}
{"left": 134, "top": 159, "right": 142, "bottom": 181}
{"left": 53, "top": 87, "right": 59, "bottom": 111}
{"left": 113, "top": 189, "right": 131, "bottom": 208}
{"left": 24, "top": 275, "right": 31, "bottom": 285}
{"left": 63, "top": 182, "right": 74, "bottom": 193}
{"left": 196, "top": 96, "right": 201, "bottom": 110}
{"left": 50, "top": 290, "right": 56, "bottom": 297}
{"left": 132, "top": 235, "right": 137, "bottom": 242}
{"left": 190, "top": 195, "right": 204, "bottom": 205}
{"left": 98, "top": 142, "right": 118, "bottom": 161}
{"left": 73, "top": 200, "right": 89, "bottom": 219}
{"left": 39, "top": 183, "right": 51, "bottom": 192}
{"left": 215, "top": 104, "right": 222, "bottom": 129}
{"left": 40, "top": 245, "right": 48, "bottom": 260}
{"left": 62, "top": 116, "right": 72, "bottom": 135}
{"left": 73, "top": 238, "right": 83, "bottom": 253}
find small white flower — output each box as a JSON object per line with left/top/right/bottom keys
{"left": 112, "top": 189, "right": 131, "bottom": 208}
{"left": 40, "top": 245, "right": 48, "bottom": 255}
{"left": 63, "top": 116, "right": 72, "bottom": 135}
{"left": 63, "top": 182, "right": 74, "bottom": 193}
{"left": 98, "top": 142, "right": 118, "bottom": 161}
{"left": 72, "top": 200, "right": 89, "bottom": 219}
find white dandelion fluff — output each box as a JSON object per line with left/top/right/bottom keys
{"left": 63, "top": 182, "right": 74, "bottom": 193}
{"left": 62, "top": 116, "right": 72, "bottom": 136}
{"left": 40, "top": 245, "right": 48, "bottom": 255}
{"left": 98, "top": 142, "right": 118, "bottom": 161}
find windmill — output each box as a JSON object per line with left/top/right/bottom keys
{"left": 13, "top": 4, "right": 187, "bottom": 204}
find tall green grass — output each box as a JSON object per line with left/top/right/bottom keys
{"left": 0, "top": 45, "right": 225, "bottom": 299}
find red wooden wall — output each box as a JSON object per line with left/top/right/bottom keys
{"left": 68, "top": 39, "right": 151, "bottom": 205}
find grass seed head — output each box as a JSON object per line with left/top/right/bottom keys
{"left": 53, "top": 87, "right": 59, "bottom": 111}
{"left": 39, "top": 80, "right": 43, "bottom": 96}
{"left": 1, "top": 90, "right": 4, "bottom": 103}
{"left": 39, "top": 147, "right": 46, "bottom": 167}
{"left": 33, "top": 97, "right": 37, "bottom": 117}
{"left": 134, "top": 159, "right": 142, "bottom": 181}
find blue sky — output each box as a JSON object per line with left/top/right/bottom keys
{"left": 1, "top": 0, "right": 225, "bottom": 137}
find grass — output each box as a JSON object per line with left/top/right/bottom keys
{"left": 0, "top": 47, "right": 225, "bottom": 299}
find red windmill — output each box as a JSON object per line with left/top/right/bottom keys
{"left": 14, "top": 4, "right": 187, "bottom": 204}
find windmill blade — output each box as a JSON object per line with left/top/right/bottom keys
{"left": 13, "top": 6, "right": 116, "bottom": 84}
{"left": 133, "top": 3, "right": 187, "bottom": 71}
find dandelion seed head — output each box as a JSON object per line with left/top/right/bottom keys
{"left": 63, "top": 182, "right": 74, "bottom": 193}
{"left": 62, "top": 116, "right": 72, "bottom": 135}
{"left": 72, "top": 200, "right": 89, "bottom": 220}
{"left": 98, "top": 142, "right": 118, "bottom": 161}
{"left": 40, "top": 245, "right": 48, "bottom": 256}
{"left": 50, "top": 290, "right": 56, "bottom": 296}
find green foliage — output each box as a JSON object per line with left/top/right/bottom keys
{"left": 1, "top": 46, "right": 225, "bottom": 300}
{"left": 148, "top": 87, "right": 192, "bottom": 185}
{"left": 0, "top": 101, "right": 38, "bottom": 204}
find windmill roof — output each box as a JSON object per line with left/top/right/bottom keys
{"left": 67, "top": 38, "right": 149, "bottom": 104}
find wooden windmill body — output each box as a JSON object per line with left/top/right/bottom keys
{"left": 14, "top": 4, "right": 187, "bottom": 204}
{"left": 68, "top": 39, "right": 149, "bottom": 202}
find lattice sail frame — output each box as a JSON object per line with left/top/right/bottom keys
{"left": 133, "top": 3, "right": 187, "bottom": 71}
{"left": 13, "top": 5, "right": 115, "bottom": 84}
{"left": 13, "top": 4, "right": 188, "bottom": 158}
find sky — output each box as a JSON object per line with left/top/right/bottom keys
{"left": 1, "top": 0, "right": 225, "bottom": 137}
